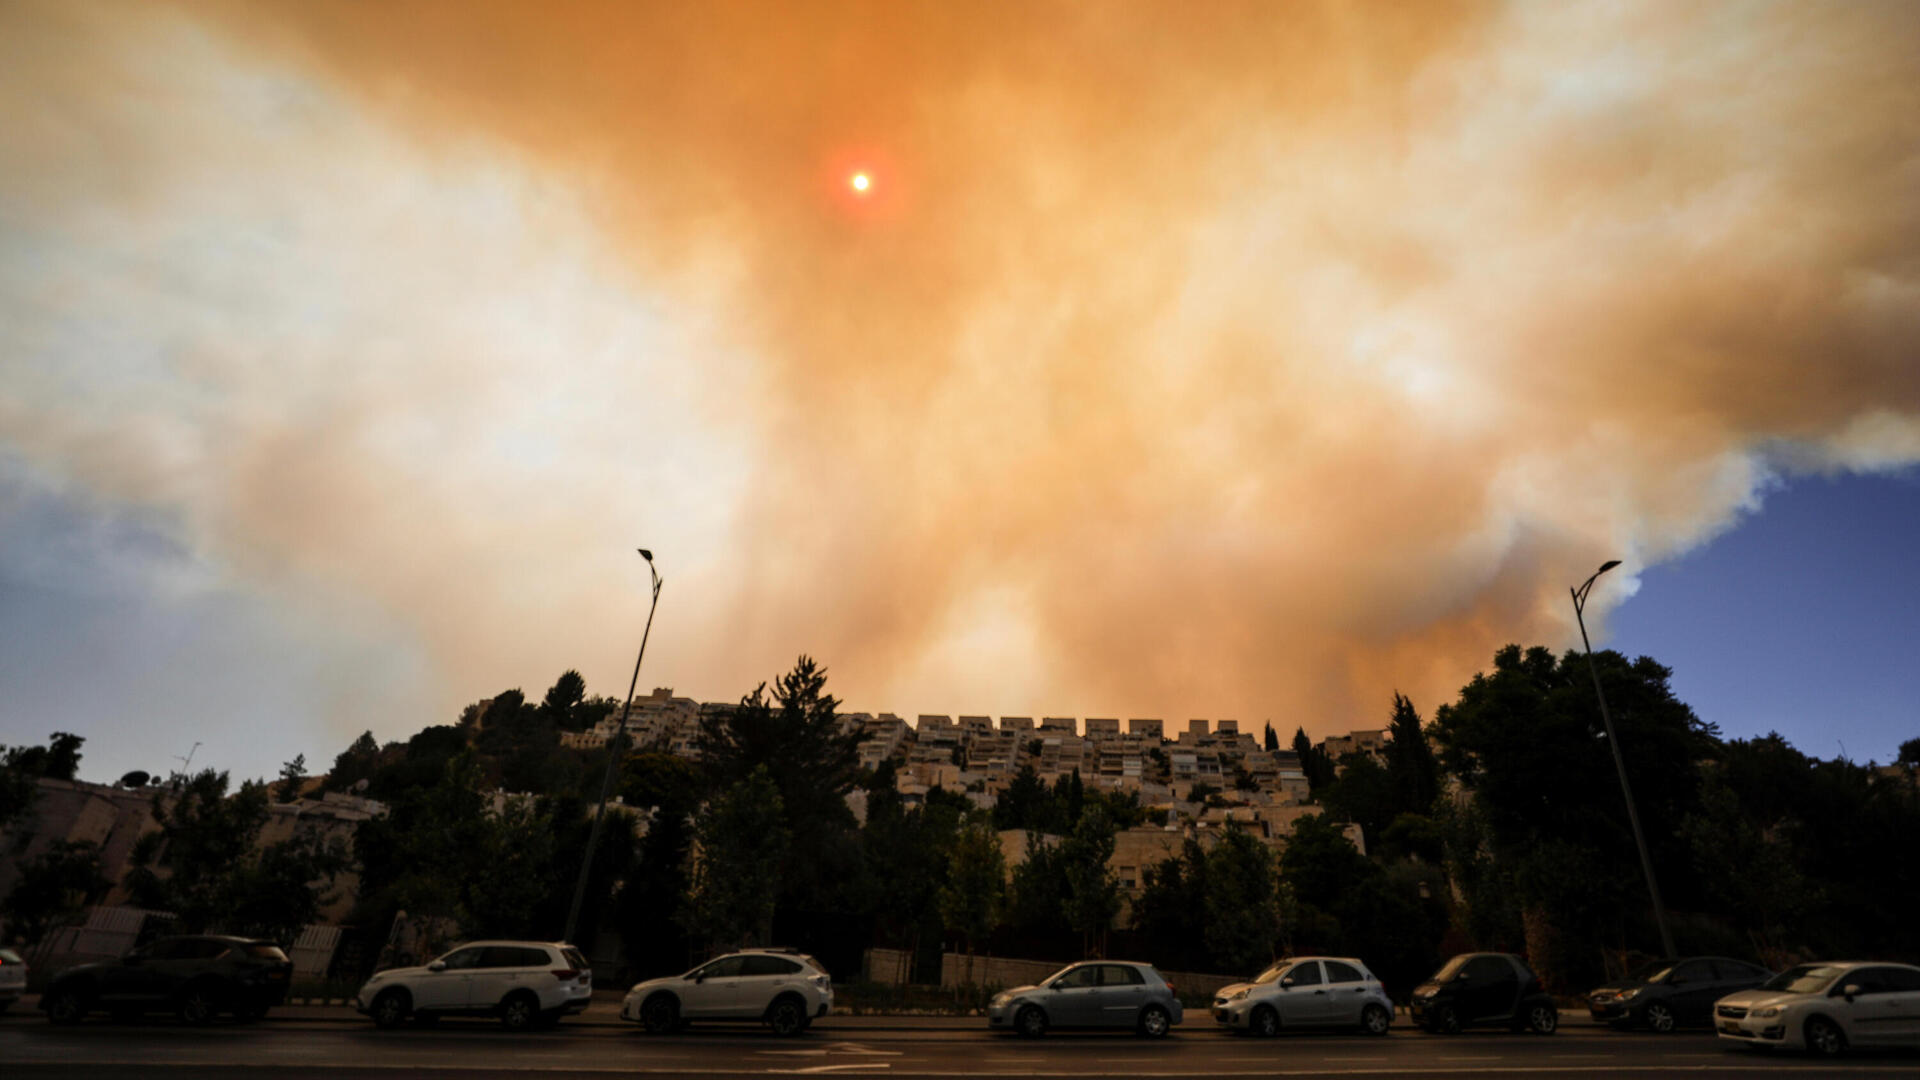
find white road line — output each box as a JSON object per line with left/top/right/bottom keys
{"left": 768, "top": 1065, "right": 892, "bottom": 1075}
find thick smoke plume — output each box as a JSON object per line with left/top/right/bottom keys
{"left": 3, "top": 1, "right": 1917, "bottom": 742}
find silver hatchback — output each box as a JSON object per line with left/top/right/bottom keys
{"left": 988, "top": 961, "right": 1183, "bottom": 1037}
{"left": 1213, "top": 957, "right": 1394, "bottom": 1036}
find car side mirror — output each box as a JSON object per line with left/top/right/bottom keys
{"left": 427, "top": 960, "right": 446, "bottom": 973}
{"left": 1280, "top": 977, "right": 1295, "bottom": 989}
{"left": 1842, "top": 984, "right": 1861, "bottom": 1003}
{"left": 693, "top": 973, "right": 706, "bottom": 983}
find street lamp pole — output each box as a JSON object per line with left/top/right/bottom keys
{"left": 1571, "top": 559, "right": 1677, "bottom": 959}
{"left": 563, "top": 548, "right": 663, "bottom": 944}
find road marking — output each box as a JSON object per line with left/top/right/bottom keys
{"left": 768, "top": 1066, "right": 891, "bottom": 1075}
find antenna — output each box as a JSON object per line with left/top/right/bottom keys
{"left": 174, "top": 741, "right": 202, "bottom": 775}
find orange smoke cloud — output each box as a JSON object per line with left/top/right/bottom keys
{"left": 4, "top": 1, "right": 1917, "bottom": 739}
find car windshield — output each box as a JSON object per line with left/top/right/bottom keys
{"left": 1252, "top": 962, "right": 1288, "bottom": 985}
{"left": 1043, "top": 965, "right": 1088, "bottom": 987}
{"left": 1626, "top": 961, "right": 1675, "bottom": 983}
{"left": 1430, "top": 956, "right": 1471, "bottom": 982}
{"left": 0, "top": 948, "right": 22, "bottom": 964}
{"left": 1762, "top": 965, "right": 1843, "bottom": 995}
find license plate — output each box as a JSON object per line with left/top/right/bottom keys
{"left": 1719, "top": 1022, "right": 1740, "bottom": 1034}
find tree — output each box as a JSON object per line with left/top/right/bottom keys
{"left": 1280, "top": 813, "right": 1440, "bottom": 996}
{"left": 1203, "top": 825, "right": 1280, "bottom": 973}
{"left": 683, "top": 766, "right": 790, "bottom": 951}
{"left": 126, "top": 769, "right": 347, "bottom": 943}
{"left": 222, "top": 827, "right": 349, "bottom": 945}
{"left": 1, "top": 840, "right": 106, "bottom": 948}
{"left": 1899, "top": 737, "right": 1920, "bottom": 768}
{"left": 1132, "top": 839, "right": 1210, "bottom": 972}
{"left": 1263, "top": 723, "right": 1280, "bottom": 752}
{"left": 1, "top": 733, "right": 87, "bottom": 830}
{"left": 540, "top": 670, "right": 590, "bottom": 730}
{"left": 937, "top": 817, "right": 1007, "bottom": 984}
{"left": 1320, "top": 752, "right": 1395, "bottom": 847}
{"left": 127, "top": 771, "right": 273, "bottom": 932}
{"left": 1384, "top": 693, "right": 1439, "bottom": 817}
{"left": 352, "top": 753, "right": 564, "bottom": 941}
{"left": 1007, "top": 835, "right": 1072, "bottom": 941}
{"left": 992, "top": 765, "right": 1057, "bottom": 832}
{"left": 276, "top": 754, "right": 308, "bottom": 803}
{"left": 697, "top": 657, "right": 865, "bottom": 915}
{"left": 1291, "top": 727, "right": 1333, "bottom": 791}
{"left": 1059, "top": 808, "right": 1120, "bottom": 957}
{"left": 1430, "top": 644, "right": 1717, "bottom": 990}
{"left": 326, "top": 731, "right": 383, "bottom": 792}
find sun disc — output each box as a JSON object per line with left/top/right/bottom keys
{"left": 850, "top": 172, "right": 871, "bottom": 193}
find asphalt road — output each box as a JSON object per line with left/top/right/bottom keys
{"left": 3, "top": 1004, "right": 1914, "bottom": 1078}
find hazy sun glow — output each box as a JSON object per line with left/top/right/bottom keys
{"left": 850, "top": 171, "right": 870, "bottom": 193}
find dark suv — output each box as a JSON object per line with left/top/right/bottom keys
{"left": 1410, "top": 953, "right": 1558, "bottom": 1034}
{"left": 42, "top": 935, "right": 293, "bottom": 1025}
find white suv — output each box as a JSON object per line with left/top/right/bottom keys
{"left": 622, "top": 949, "right": 832, "bottom": 1036}
{"left": 356, "top": 940, "right": 592, "bottom": 1030}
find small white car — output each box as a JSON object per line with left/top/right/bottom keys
{"left": 622, "top": 949, "right": 832, "bottom": 1036}
{"left": 1715, "top": 961, "right": 1920, "bottom": 1055}
{"left": 355, "top": 940, "right": 592, "bottom": 1031}
{"left": 0, "top": 948, "right": 26, "bottom": 1012}
{"left": 1213, "top": 956, "right": 1394, "bottom": 1036}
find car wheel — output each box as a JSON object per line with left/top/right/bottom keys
{"left": 1015, "top": 1004, "right": 1048, "bottom": 1038}
{"left": 177, "top": 984, "right": 222, "bottom": 1026}
{"left": 371, "top": 989, "right": 411, "bottom": 1030}
{"left": 1139, "top": 1004, "right": 1171, "bottom": 1038}
{"left": 767, "top": 996, "right": 806, "bottom": 1038}
{"left": 499, "top": 991, "right": 539, "bottom": 1032}
{"left": 1643, "top": 1002, "right": 1675, "bottom": 1033}
{"left": 1361, "top": 1003, "right": 1392, "bottom": 1036}
{"left": 1251, "top": 1005, "right": 1279, "bottom": 1037}
{"left": 641, "top": 994, "right": 679, "bottom": 1034}
{"left": 45, "top": 988, "right": 88, "bottom": 1025}
{"left": 1431, "top": 1004, "right": 1461, "bottom": 1034}
{"left": 1804, "top": 1016, "right": 1846, "bottom": 1057}
{"left": 1527, "top": 1003, "right": 1558, "bottom": 1034}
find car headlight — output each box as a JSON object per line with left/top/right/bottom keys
{"left": 1229, "top": 988, "right": 1248, "bottom": 1002}
{"left": 991, "top": 993, "right": 1009, "bottom": 1007}
{"left": 1752, "top": 1005, "right": 1782, "bottom": 1018}
{"left": 1618, "top": 988, "right": 1641, "bottom": 1000}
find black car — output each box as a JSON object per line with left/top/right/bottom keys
{"left": 42, "top": 935, "right": 293, "bottom": 1025}
{"left": 1410, "top": 953, "right": 1558, "bottom": 1034}
{"left": 1587, "top": 956, "right": 1771, "bottom": 1032}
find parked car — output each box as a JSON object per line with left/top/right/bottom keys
{"left": 621, "top": 948, "right": 832, "bottom": 1036}
{"left": 356, "top": 940, "right": 592, "bottom": 1031}
{"left": 1212, "top": 956, "right": 1393, "bottom": 1036}
{"left": 1587, "top": 956, "right": 1772, "bottom": 1032}
{"left": 1715, "top": 961, "right": 1920, "bottom": 1056}
{"left": 40, "top": 935, "right": 292, "bottom": 1025}
{"left": 1410, "top": 952, "right": 1557, "bottom": 1034}
{"left": 0, "top": 948, "right": 27, "bottom": 1012}
{"left": 987, "top": 960, "right": 1182, "bottom": 1038}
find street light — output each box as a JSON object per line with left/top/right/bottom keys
{"left": 1570, "top": 559, "right": 1677, "bottom": 960}
{"left": 562, "top": 548, "right": 663, "bottom": 944}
